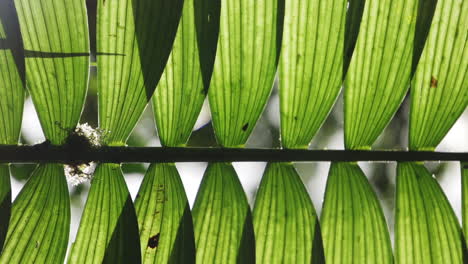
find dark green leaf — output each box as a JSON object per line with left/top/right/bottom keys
{"left": 14, "top": 0, "right": 89, "bottom": 145}
{"left": 408, "top": 0, "right": 468, "bottom": 150}
{"left": 69, "top": 163, "right": 141, "bottom": 263}
{"left": 279, "top": 0, "right": 345, "bottom": 149}
{"left": 98, "top": 0, "right": 183, "bottom": 145}
{"left": 395, "top": 162, "right": 464, "bottom": 263}
{"left": 0, "top": 164, "right": 70, "bottom": 263}
{"left": 0, "top": 164, "right": 11, "bottom": 250}
{"left": 321, "top": 162, "right": 392, "bottom": 263}
{"left": 208, "top": 0, "right": 283, "bottom": 147}
{"left": 344, "top": 0, "right": 419, "bottom": 149}
{"left": 192, "top": 163, "right": 255, "bottom": 263}
{"left": 463, "top": 162, "right": 468, "bottom": 247}
{"left": 135, "top": 163, "right": 195, "bottom": 263}
{"left": 253, "top": 162, "right": 324, "bottom": 263}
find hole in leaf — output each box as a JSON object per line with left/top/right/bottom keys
{"left": 147, "top": 233, "right": 160, "bottom": 249}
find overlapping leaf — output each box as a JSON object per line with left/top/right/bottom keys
{"left": 279, "top": 0, "right": 345, "bottom": 149}
{"left": 69, "top": 163, "right": 141, "bottom": 263}
{"left": 153, "top": 0, "right": 218, "bottom": 147}
{"left": 395, "top": 162, "right": 463, "bottom": 263}
{"left": 461, "top": 162, "right": 468, "bottom": 247}
{"left": 344, "top": 0, "right": 419, "bottom": 149}
{"left": 0, "top": 0, "right": 24, "bottom": 250}
{"left": 97, "top": 0, "right": 183, "bottom": 145}
{"left": 321, "top": 162, "right": 392, "bottom": 263}
{"left": 135, "top": 163, "right": 195, "bottom": 263}
{"left": 0, "top": 164, "right": 70, "bottom": 263}
{"left": 192, "top": 163, "right": 255, "bottom": 263}
{"left": 14, "top": 0, "right": 89, "bottom": 145}
{"left": 0, "top": 165, "right": 11, "bottom": 250}
{"left": 253, "top": 162, "right": 324, "bottom": 263}
{"left": 409, "top": 0, "right": 468, "bottom": 150}
{"left": 208, "top": 0, "right": 282, "bottom": 147}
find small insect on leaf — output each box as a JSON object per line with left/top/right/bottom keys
{"left": 430, "top": 76, "right": 438, "bottom": 88}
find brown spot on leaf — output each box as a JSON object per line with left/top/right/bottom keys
{"left": 242, "top": 123, "right": 249, "bottom": 131}
{"left": 147, "top": 234, "right": 160, "bottom": 249}
{"left": 430, "top": 76, "right": 437, "bottom": 88}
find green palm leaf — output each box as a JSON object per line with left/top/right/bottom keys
{"left": 153, "top": 0, "right": 217, "bottom": 147}
{"left": 409, "top": 0, "right": 468, "bottom": 150}
{"left": 253, "top": 162, "right": 324, "bottom": 263}
{"left": 344, "top": 0, "right": 419, "bottom": 149}
{"left": 97, "top": 0, "right": 183, "bottom": 145}
{"left": 461, "top": 162, "right": 468, "bottom": 247}
{"left": 192, "top": 163, "right": 255, "bottom": 263}
{"left": 0, "top": 164, "right": 70, "bottom": 263}
{"left": 0, "top": 0, "right": 24, "bottom": 250}
{"left": 395, "top": 162, "right": 464, "bottom": 263}
{"left": 69, "top": 163, "right": 141, "bottom": 263}
{"left": 135, "top": 163, "right": 195, "bottom": 263}
{"left": 321, "top": 162, "right": 392, "bottom": 263}
{"left": 279, "top": 0, "right": 345, "bottom": 149}
{"left": 208, "top": 0, "right": 282, "bottom": 147}
{"left": 14, "top": 0, "right": 89, "bottom": 145}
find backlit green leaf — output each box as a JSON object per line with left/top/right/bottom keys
{"left": 395, "top": 162, "right": 463, "bottom": 263}
{"left": 408, "top": 0, "right": 468, "bottom": 150}
{"left": 97, "top": 0, "right": 183, "bottom": 145}
{"left": 461, "top": 162, "right": 468, "bottom": 247}
{"left": 192, "top": 163, "right": 255, "bottom": 263}
{"left": 208, "top": 0, "right": 282, "bottom": 147}
{"left": 0, "top": 0, "right": 25, "bottom": 145}
{"left": 134, "top": 163, "right": 195, "bottom": 263}
{"left": 0, "top": 164, "right": 70, "bottom": 263}
{"left": 14, "top": 0, "right": 89, "bottom": 145}
{"left": 69, "top": 163, "right": 141, "bottom": 263}
{"left": 253, "top": 162, "right": 324, "bottom": 263}
{"left": 0, "top": 165, "right": 11, "bottom": 250}
{"left": 321, "top": 162, "right": 392, "bottom": 263}
{"left": 279, "top": 0, "right": 345, "bottom": 149}
{"left": 344, "top": 0, "right": 419, "bottom": 149}
{"left": 153, "top": 0, "right": 218, "bottom": 147}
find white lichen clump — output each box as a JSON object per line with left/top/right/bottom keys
{"left": 64, "top": 123, "right": 102, "bottom": 186}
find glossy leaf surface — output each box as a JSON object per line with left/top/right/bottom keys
{"left": 69, "top": 164, "right": 141, "bottom": 263}
{"left": 395, "top": 162, "right": 463, "bottom": 263}
{"left": 208, "top": 0, "right": 282, "bottom": 147}
{"left": 153, "top": 0, "right": 218, "bottom": 147}
{"left": 135, "top": 163, "right": 195, "bottom": 263}
{"left": 344, "top": 0, "right": 419, "bottom": 149}
{"left": 409, "top": 0, "right": 468, "bottom": 150}
{"left": 0, "top": 164, "right": 70, "bottom": 263}
{"left": 15, "top": 0, "right": 89, "bottom": 145}
{"left": 321, "top": 162, "right": 392, "bottom": 263}
{"left": 98, "top": 0, "right": 183, "bottom": 145}
{"left": 192, "top": 163, "right": 255, "bottom": 263}
{"left": 279, "top": 0, "right": 345, "bottom": 149}
{"left": 253, "top": 162, "right": 324, "bottom": 263}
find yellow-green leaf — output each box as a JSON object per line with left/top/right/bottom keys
{"left": 344, "top": 0, "right": 419, "bottom": 149}
{"left": 253, "top": 162, "right": 324, "bottom": 263}
{"left": 395, "top": 162, "right": 463, "bottom": 263}
{"left": 0, "top": 164, "right": 70, "bottom": 263}
{"left": 192, "top": 163, "right": 255, "bottom": 263}
{"left": 135, "top": 163, "right": 195, "bottom": 263}
{"left": 98, "top": 0, "right": 183, "bottom": 145}
{"left": 279, "top": 0, "right": 346, "bottom": 149}
{"left": 208, "top": 0, "right": 282, "bottom": 147}
{"left": 153, "top": 0, "right": 218, "bottom": 147}
{"left": 69, "top": 164, "right": 141, "bottom": 263}
{"left": 321, "top": 162, "right": 392, "bottom": 263}
{"left": 14, "top": 0, "right": 89, "bottom": 145}
{"left": 408, "top": 0, "right": 468, "bottom": 150}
